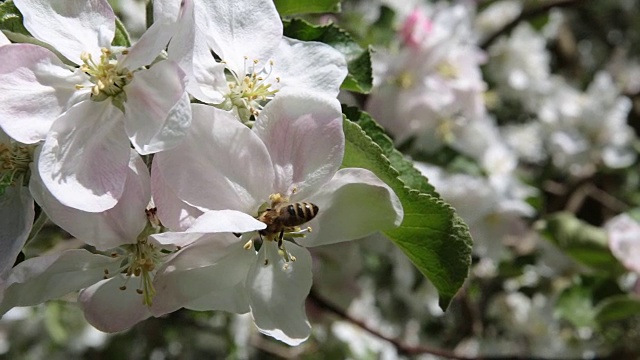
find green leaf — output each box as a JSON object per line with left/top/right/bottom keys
{"left": 112, "top": 16, "right": 131, "bottom": 47}
{"left": 595, "top": 295, "right": 640, "bottom": 324}
{"left": 556, "top": 284, "right": 596, "bottom": 328}
{"left": 283, "top": 18, "right": 372, "bottom": 94}
{"left": 539, "top": 212, "right": 624, "bottom": 274}
{"left": 274, "top": 0, "right": 340, "bottom": 16}
{"left": 341, "top": 110, "right": 472, "bottom": 310}
{"left": 0, "top": 0, "right": 29, "bottom": 37}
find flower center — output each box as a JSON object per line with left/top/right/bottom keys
{"left": 103, "top": 207, "right": 173, "bottom": 306}
{"left": 245, "top": 193, "right": 317, "bottom": 267}
{"left": 76, "top": 48, "right": 133, "bottom": 102}
{"left": 436, "top": 61, "right": 458, "bottom": 79}
{"left": 225, "top": 57, "right": 280, "bottom": 125}
{"left": 0, "top": 142, "right": 34, "bottom": 195}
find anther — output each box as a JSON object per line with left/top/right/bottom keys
{"left": 243, "top": 240, "right": 253, "bottom": 250}
{"left": 136, "top": 289, "right": 144, "bottom": 295}
{"left": 119, "top": 285, "right": 127, "bottom": 291}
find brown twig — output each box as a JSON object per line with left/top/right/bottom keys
{"left": 481, "top": 0, "right": 588, "bottom": 49}
{"left": 308, "top": 289, "right": 475, "bottom": 359}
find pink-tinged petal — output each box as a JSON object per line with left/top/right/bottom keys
{"left": 31, "top": 151, "right": 149, "bottom": 250}
{"left": 253, "top": 93, "right": 344, "bottom": 197}
{"left": 0, "top": 186, "right": 34, "bottom": 275}
{"left": 151, "top": 234, "right": 252, "bottom": 316}
{"left": 79, "top": 275, "right": 151, "bottom": 332}
{"left": 248, "top": 242, "right": 312, "bottom": 346}
{"left": 38, "top": 100, "right": 130, "bottom": 212}
{"left": 153, "top": 0, "right": 182, "bottom": 24}
{"left": 0, "top": 44, "right": 87, "bottom": 143}
{"left": 198, "top": 0, "right": 282, "bottom": 75}
{"left": 0, "top": 249, "right": 120, "bottom": 315}
{"left": 606, "top": 214, "right": 640, "bottom": 274}
{"left": 274, "top": 38, "right": 348, "bottom": 98}
{"left": 14, "top": 0, "right": 115, "bottom": 64}
{"left": 154, "top": 104, "right": 274, "bottom": 212}
{"left": 299, "top": 168, "right": 403, "bottom": 247}
{"left": 124, "top": 61, "right": 189, "bottom": 155}
{"left": 151, "top": 160, "right": 203, "bottom": 231}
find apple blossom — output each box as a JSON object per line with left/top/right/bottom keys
{"left": 1, "top": 150, "right": 266, "bottom": 332}
{"left": 151, "top": 93, "right": 403, "bottom": 345}
{"left": 156, "top": 0, "right": 348, "bottom": 123}
{"left": 366, "top": 4, "right": 487, "bottom": 151}
{"left": 0, "top": 0, "right": 191, "bottom": 212}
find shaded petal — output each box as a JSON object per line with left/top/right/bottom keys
{"left": 299, "top": 168, "right": 403, "bottom": 247}
{"left": 0, "top": 249, "right": 120, "bottom": 315}
{"left": 0, "top": 186, "right": 34, "bottom": 275}
{"left": 248, "top": 242, "right": 312, "bottom": 346}
{"left": 151, "top": 160, "right": 203, "bottom": 231}
{"left": 14, "top": 0, "right": 115, "bottom": 64}
{"left": 199, "top": 0, "right": 282, "bottom": 74}
{"left": 151, "top": 234, "right": 252, "bottom": 315}
{"left": 154, "top": 103, "right": 274, "bottom": 212}
{"left": 79, "top": 275, "right": 151, "bottom": 332}
{"left": 165, "top": 0, "right": 226, "bottom": 104}
{"left": 119, "top": 19, "right": 173, "bottom": 70}
{"left": 0, "top": 44, "right": 87, "bottom": 143}
{"left": 124, "top": 61, "right": 189, "bottom": 155}
{"left": 38, "top": 100, "right": 130, "bottom": 212}
{"left": 253, "top": 93, "right": 344, "bottom": 197}
{"left": 31, "top": 150, "right": 149, "bottom": 250}
{"left": 274, "top": 38, "right": 348, "bottom": 98}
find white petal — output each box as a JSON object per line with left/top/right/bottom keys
{"left": 0, "top": 44, "right": 86, "bottom": 143}
{"left": 298, "top": 168, "right": 403, "bottom": 247}
{"left": 253, "top": 93, "right": 344, "bottom": 197}
{"left": 185, "top": 210, "right": 266, "bottom": 233}
{"left": 274, "top": 38, "right": 348, "bottom": 98}
{"left": 0, "top": 32, "right": 9, "bottom": 46}
{"left": 165, "top": 0, "right": 226, "bottom": 104}
{"left": 198, "top": 0, "right": 282, "bottom": 74}
{"left": 31, "top": 151, "right": 149, "bottom": 250}
{"left": 37, "top": 100, "right": 130, "bottom": 212}
{"left": 151, "top": 234, "right": 252, "bottom": 315}
{"left": 606, "top": 214, "right": 640, "bottom": 274}
{"left": 248, "top": 242, "right": 312, "bottom": 346}
{"left": 154, "top": 103, "right": 274, "bottom": 212}
{"left": 0, "top": 186, "right": 34, "bottom": 275}
{"left": 14, "top": 0, "right": 115, "bottom": 64}
{"left": 0, "top": 249, "right": 120, "bottom": 315}
{"left": 78, "top": 275, "right": 151, "bottom": 332}
{"left": 151, "top": 160, "right": 203, "bottom": 231}
{"left": 124, "top": 61, "right": 189, "bottom": 155}
{"left": 119, "top": 19, "right": 173, "bottom": 71}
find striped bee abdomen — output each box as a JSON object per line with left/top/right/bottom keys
{"left": 282, "top": 202, "right": 318, "bottom": 227}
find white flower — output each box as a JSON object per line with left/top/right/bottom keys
{"left": 605, "top": 214, "right": 640, "bottom": 275}
{"left": 1, "top": 150, "right": 264, "bottom": 332}
{"left": 0, "top": 0, "right": 191, "bottom": 212}
{"left": 156, "top": 0, "right": 347, "bottom": 123}
{"left": 151, "top": 93, "right": 403, "bottom": 345}
{"left": 366, "top": 4, "right": 487, "bottom": 150}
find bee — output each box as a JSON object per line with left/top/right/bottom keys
{"left": 257, "top": 200, "right": 319, "bottom": 248}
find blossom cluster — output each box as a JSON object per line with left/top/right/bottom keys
{"left": 0, "top": 0, "right": 403, "bottom": 346}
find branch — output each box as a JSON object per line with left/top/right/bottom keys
{"left": 481, "top": 0, "right": 588, "bottom": 49}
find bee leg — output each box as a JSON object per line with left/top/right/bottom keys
{"left": 277, "top": 229, "right": 285, "bottom": 249}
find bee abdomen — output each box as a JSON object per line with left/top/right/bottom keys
{"left": 284, "top": 202, "right": 318, "bottom": 227}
